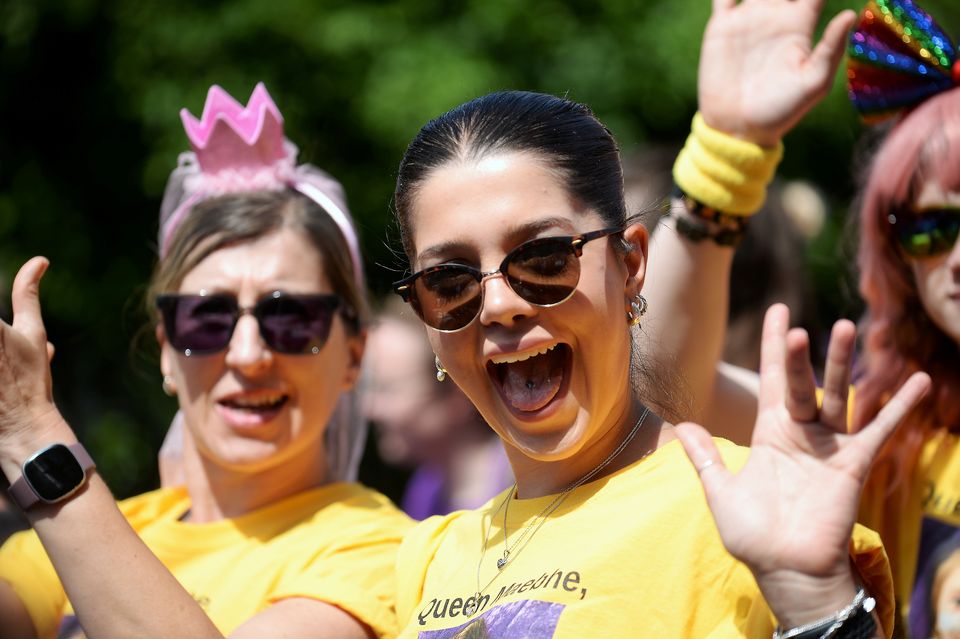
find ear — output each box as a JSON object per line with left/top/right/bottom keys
{"left": 341, "top": 328, "right": 367, "bottom": 391}
{"left": 157, "top": 323, "right": 174, "bottom": 379}
{"left": 621, "top": 222, "right": 649, "bottom": 300}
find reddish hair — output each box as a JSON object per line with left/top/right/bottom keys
{"left": 855, "top": 87, "right": 960, "bottom": 564}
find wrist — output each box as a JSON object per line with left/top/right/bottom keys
{"left": 699, "top": 112, "right": 783, "bottom": 149}
{"left": 672, "top": 112, "right": 784, "bottom": 216}
{"left": 669, "top": 185, "right": 749, "bottom": 247}
{"left": 0, "top": 409, "right": 75, "bottom": 477}
{"left": 756, "top": 569, "right": 859, "bottom": 630}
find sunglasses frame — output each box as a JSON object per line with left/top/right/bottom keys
{"left": 393, "top": 226, "right": 623, "bottom": 332}
{"left": 156, "top": 290, "right": 356, "bottom": 356}
{"left": 887, "top": 206, "right": 960, "bottom": 258}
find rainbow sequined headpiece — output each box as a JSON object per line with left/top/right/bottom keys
{"left": 847, "top": 0, "right": 959, "bottom": 124}
{"left": 158, "top": 83, "right": 363, "bottom": 284}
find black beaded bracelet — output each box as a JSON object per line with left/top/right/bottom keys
{"left": 670, "top": 184, "right": 749, "bottom": 247}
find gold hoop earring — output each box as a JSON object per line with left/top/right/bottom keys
{"left": 162, "top": 375, "right": 177, "bottom": 397}
{"left": 435, "top": 355, "right": 448, "bottom": 382}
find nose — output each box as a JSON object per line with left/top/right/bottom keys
{"left": 477, "top": 272, "right": 536, "bottom": 328}
{"left": 224, "top": 314, "right": 273, "bottom": 372}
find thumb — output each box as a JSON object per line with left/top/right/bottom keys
{"left": 807, "top": 10, "right": 857, "bottom": 92}
{"left": 675, "top": 421, "right": 732, "bottom": 502}
{"left": 11, "top": 256, "right": 50, "bottom": 343}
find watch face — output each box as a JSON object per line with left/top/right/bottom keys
{"left": 24, "top": 444, "right": 86, "bottom": 502}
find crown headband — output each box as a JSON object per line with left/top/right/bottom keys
{"left": 158, "top": 83, "right": 364, "bottom": 285}
{"left": 847, "top": 0, "right": 959, "bottom": 124}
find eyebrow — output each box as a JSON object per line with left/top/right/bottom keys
{"left": 415, "top": 216, "right": 579, "bottom": 266}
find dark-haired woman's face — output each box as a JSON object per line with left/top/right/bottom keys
{"left": 907, "top": 182, "right": 960, "bottom": 346}
{"left": 405, "top": 151, "right": 646, "bottom": 464}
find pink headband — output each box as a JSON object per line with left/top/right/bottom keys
{"left": 158, "top": 83, "right": 364, "bottom": 285}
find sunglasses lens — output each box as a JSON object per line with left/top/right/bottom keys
{"left": 506, "top": 238, "right": 579, "bottom": 305}
{"left": 411, "top": 266, "right": 483, "bottom": 331}
{"left": 256, "top": 294, "right": 340, "bottom": 354}
{"left": 897, "top": 210, "right": 960, "bottom": 257}
{"left": 161, "top": 295, "right": 238, "bottom": 354}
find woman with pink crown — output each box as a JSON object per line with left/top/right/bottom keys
{"left": 0, "top": 83, "right": 411, "bottom": 638}
{"left": 638, "top": 0, "right": 960, "bottom": 636}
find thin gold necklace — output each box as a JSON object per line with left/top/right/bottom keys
{"left": 465, "top": 406, "right": 651, "bottom": 616}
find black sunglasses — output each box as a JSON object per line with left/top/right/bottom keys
{"left": 392, "top": 227, "right": 623, "bottom": 332}
{"left": 888, "top": 207, "right": 960, "bottom": 258}
{"left": 156, "top": 291, "right": 356, "bottom": 356}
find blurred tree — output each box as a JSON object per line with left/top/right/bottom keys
{"left": 1, "top": 0, "right": 957, "bottom": 496}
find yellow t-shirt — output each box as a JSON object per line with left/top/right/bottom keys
{"left": 396, "top": 439, "right": 893, "bottom": 638}
{"left": 860, "top": 427, "right": 960, "bottom": 638}
{"left": 0, "top": 483, "right": 412, "bottom": 639}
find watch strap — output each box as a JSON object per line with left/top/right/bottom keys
{"left": 8, "top": 443, "right": 95, "bottom": 510}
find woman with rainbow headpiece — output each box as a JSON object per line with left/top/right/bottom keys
{"left": 0, "top": 83, "right": 410, "bottom": 638}
{"left": 640, "top": 0, "right": 960, "bottom": 636}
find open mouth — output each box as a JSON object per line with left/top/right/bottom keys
{"left": 486, "top": 343, "right": 572, "bottom": 414}
{"left": 217, "top": 393, "right": 290, "bottom": 426}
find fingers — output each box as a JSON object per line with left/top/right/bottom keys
{"left": 712, "top": 0, "right": 736, "bottom": 13}
{"left": 675, "top": 421, "right": 732, "bottom": 501}
{"left": 807, "top": 10, "right": 858, "bottom": 91}
{"left": 784, "top": 328, "right": 818, "bottom": 423}
{"left": 820, "top": 319, "right": 855, "bottom": 433}
{"left": 758, "top": 304, "right": 790, "bottom": 413}
{"left": 11, "top": 257, "right": 50, "bottom": 344}
{"left": 855, "top": 372, "right": 931, "bottom": 457}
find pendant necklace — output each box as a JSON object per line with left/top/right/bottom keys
{"left": 465, "top": 406, "right": 651, "bottom": 617}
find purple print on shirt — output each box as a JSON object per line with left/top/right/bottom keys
{"left": 418, "top": 600, "right": 564, "bottom": 638}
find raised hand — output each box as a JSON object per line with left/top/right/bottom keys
{"left": 0, "top": 257, "right": 66, "bottom": 463}
{"left": 675, "top": 304, "right": 930, "bottom": 627}
{"left": 698, "top": 0, "right": 857, "bottom": 146}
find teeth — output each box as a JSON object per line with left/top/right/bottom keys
{"left": 225, "top": 395, "right": 285, "bottom": 408}
{"left": 489, "top": 343, "right": 557, "bottom": 365}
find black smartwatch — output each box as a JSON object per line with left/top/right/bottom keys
{"left": 8, "top": 443, "right": 96, "bottom": 510}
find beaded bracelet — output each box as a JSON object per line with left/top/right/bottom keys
{"left": 670, "top": 184, "right": 749, "bottom": 247}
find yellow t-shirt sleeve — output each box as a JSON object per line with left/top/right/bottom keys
{"left": 0, "top": 489, "right": 185, "bottom": 639}
{"left": 395, "top": 514, "right": 458, "bottom": 628}
{"left": 0, "top": 528, "right": 65, "bottom": 639}
{"left": 851, "top": 523, "right": 895, "bottom": 638}
{"left": 269, "top": 502, "right": 413, "bottom": 639}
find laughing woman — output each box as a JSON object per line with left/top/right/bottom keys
{"left": 386, "top": 90, "right": 929, "bottom": 637}
{"left": 0, "top": 84, "right": 410, "bottom": 639}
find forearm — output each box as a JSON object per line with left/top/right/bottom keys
{"left": 0, "top": 419, "right": 222, "bottom": 639}
{"left": 644, "top": 209, "right": 735, "bottom": 422}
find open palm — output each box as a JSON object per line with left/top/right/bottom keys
{"left": 699, "top": 0, "right": 857, "bottom": 146}
{"left": 677, "top": 304, "right": 930, "bottom": 624}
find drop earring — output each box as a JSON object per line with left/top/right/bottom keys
{"left": 162, "top": 375, "right": 178, "bottom": 396}
{"left": 626, "top": 294, "right": 648, "bottom": 327}
{"left": 435, "top": 355, "right": 448, "bottom": 382}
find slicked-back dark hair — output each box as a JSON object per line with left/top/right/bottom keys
{"left": 394, "top": 90, "right": 626, "bottom": 259}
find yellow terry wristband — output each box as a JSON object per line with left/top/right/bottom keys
{"left": 672, "top": 113, "right": 784, "bottom": 216}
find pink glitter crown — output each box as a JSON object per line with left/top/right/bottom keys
{"left": 180, "top": 82, "right": 287, "bottom": 174}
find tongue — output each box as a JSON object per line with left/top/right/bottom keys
{"left": 501, "top": 349, "right": 564, "bottom": 412}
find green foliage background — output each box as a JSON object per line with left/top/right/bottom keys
{"left": 1, "top": 0, "right": 957, "bottom": 497}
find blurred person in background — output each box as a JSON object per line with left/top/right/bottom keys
{"left": 0, "top": 83, "right": 410, "bottom": 639}
{"left": 364, "top": 300, "right": 513, "bottom": 520}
